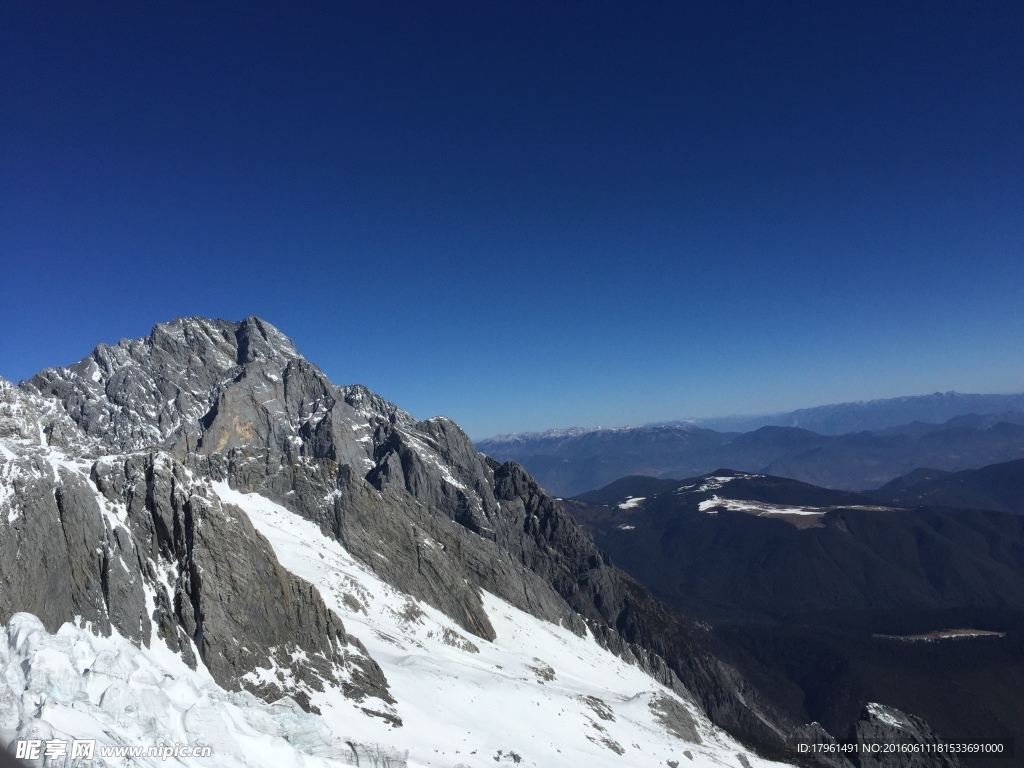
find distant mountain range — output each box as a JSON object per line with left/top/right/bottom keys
{"left": 561, "top": 467, "right": 1024, "bottom": 761}
{"left": 477, "top": 404, "right": 1024, "bottom": 497}
{"left": 653, "top": 391, "right": 1024, "bottom": 434}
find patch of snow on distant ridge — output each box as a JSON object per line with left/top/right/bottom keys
{"left": 865, "top": 703, "right": 904, "bottom": 730}
{"left": 698, "top": 497, "right": 827, "bottom": 517}
{"left": 675, "top": 475, "right": 762, "bottom": 494}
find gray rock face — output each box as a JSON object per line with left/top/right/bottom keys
{"left": 0, "top": 391, "right": 394, "bottom": 717}
{"left": 0, "top": 376, "right": 81, "bottom": 449}
{"left": 4, "top": 315, "right": 844, "bottom": 754}
{"left": 0, "top": 379, "right": 44, "bottom": 442}
{"left": 0, "top": 456, "right": 116, "bottom": 637}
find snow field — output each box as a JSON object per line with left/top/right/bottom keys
{"left": 0, "top": 613, "right": 393, "bottom": 768}
{"left": 216, "top": 484, "right": 790, "bottom": 768}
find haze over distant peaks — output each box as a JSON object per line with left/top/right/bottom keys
{"left": 481, "top": 392, "right": 1024, "bottom": 447}
{"left": 479, "top": 424, "right": 707, "bottom": 447}
{"left": 477, "top": 395, "right": 1024, "bottom": 497}
{"left": 653, "top": 391, "right": 1024, "bottom": 436}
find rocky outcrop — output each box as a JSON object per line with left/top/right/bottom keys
{"left": 0, "top": 410, "right": 393, "bottom": 716}
{"left": 851, "top": 704, "right": 966, "bottom": 768}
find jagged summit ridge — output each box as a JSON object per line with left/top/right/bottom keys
{"left": 23, "top": 316, "right": 314, "bottom": 454}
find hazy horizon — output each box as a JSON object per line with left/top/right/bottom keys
{"left": 475, "top": 388, "right": 1024, "bottom": 440}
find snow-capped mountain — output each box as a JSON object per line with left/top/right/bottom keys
{"left": 0, "top": 317, "right": 802, "bottom": 768}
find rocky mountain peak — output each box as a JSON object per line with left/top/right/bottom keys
{"left": 20, "top": 317, "right": 314, "bottom": 454}
{"left": 1, "top": 316, "right": 810, "bottom": 764}
{"left": 233, "top": 315, "right": 303, "bottom": 365}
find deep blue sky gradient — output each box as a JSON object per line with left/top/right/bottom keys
{"left": 2, "top": 1, "right": 1022, "bottom": 438}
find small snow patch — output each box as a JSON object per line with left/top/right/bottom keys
{"left": 866, "top": 703, "right": 904, "bottom": 729}
{"left": 617, "top": 497, "right": 645, "bottom": 510}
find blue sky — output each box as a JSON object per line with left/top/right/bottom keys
{"left": 2, "top": 1, "right": 1022, "bottom": 439}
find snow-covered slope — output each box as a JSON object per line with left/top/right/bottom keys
{"left": 213, "top": 482, "right": 787, "bottom": 768}
{"left": 0, "top": 613, "right": 404, "bottom": 768}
